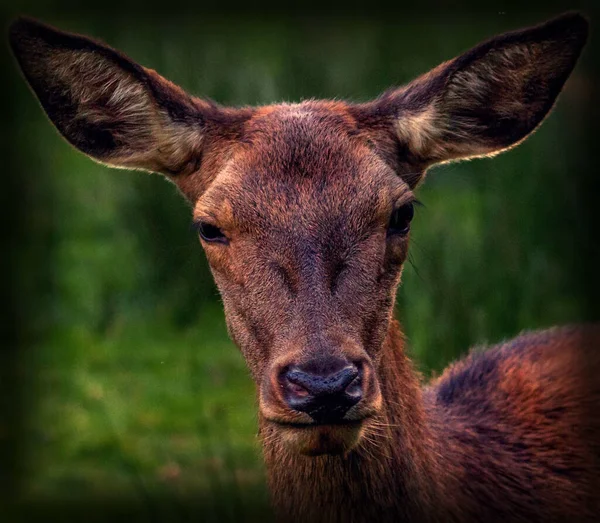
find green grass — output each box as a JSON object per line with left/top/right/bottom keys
{"left": 5, "top": 8, "right": 595, "bottom": 522}
{"left": 22, "top": 306, "right": 269, "bottom": 521}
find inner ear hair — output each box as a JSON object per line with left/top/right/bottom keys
{"left": 9, "top": 16, "right": 208, "bottom": 176}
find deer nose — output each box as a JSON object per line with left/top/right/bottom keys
{"left": 281, "top": 358, "right": 363, "bottom": 423}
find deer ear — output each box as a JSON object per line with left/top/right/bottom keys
{"left": 9, "top": 17, "right": 215, "bottom": 178}
{"left": 368, "top": 12, "right": 588, "bottom": 175}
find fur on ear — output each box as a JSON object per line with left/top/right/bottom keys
{"left": 358, "top": 12, "right": 588, "bottom": 178}
{"left": 9, "top": 17, "right": 223, "bottom": 177}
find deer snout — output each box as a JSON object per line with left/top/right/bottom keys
{"left": 280, "top": 358, "right": 363, "bottom": 424}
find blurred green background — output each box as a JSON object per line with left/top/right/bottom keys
{"left": 2, "top": 1, "right": 599, "bottom": 521}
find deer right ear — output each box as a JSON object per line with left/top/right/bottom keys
{"left": 9, "top": 17, "right": 243, "bottom": 187}
{"left": 362, "top": 12, "right": 588, "bottom": 184}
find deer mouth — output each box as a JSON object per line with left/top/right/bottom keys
{"left": 265, "top": 417, "right": 370, "bottom": 456}
{"left": 273, "top": 418, "right": 366, "bottom": 429}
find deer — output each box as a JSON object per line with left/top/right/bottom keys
{"left": 9, "top": 12, "right": 600, "bottom": 523}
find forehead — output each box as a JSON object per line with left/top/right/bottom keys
{"left": 196, "top": 102, "right": 409, "bottom": 232}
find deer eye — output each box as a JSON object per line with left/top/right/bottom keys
{"left": 388, "top": 202, "right": 414, "bottom": 237}
{"left": 195, "top": 221, "right": 228, "bottom": 244}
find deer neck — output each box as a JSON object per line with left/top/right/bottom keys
{"left": 260, "top": 319, "right": 441, "bottom": 523}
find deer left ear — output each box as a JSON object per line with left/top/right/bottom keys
{"left": 364, "top": 12, "right": 588, "bottom": 178}
{"left": 8, "top": 17, "right": 231, "bottom": 180}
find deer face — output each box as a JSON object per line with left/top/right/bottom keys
{"left": 10, "top": 14, "right": 587, "bottom": 455}
{"left": 195, "top": 103, "right": 414, "bottom": 453}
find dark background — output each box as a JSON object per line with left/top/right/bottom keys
{"left": 2, "top": 0, "right": 599, "bottom": 521}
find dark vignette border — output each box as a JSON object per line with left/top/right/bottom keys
{"left": 1, "top": 0, "right": 599, "bottom": 521}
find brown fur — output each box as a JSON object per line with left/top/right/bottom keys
{"left": 263, "top": 324, "right": 600, "bottom": 522}
{"left": 9, "top": 12, "right": 599, "bottom": 522}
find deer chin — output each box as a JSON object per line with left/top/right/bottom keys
{"left": 270, "top": 420, "right": 366, "bottom": 456}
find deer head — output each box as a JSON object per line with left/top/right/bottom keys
{"left": 9, "top": 13, "right": 587, "bottom": 456}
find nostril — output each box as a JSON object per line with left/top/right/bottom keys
{"left": 286, "top": 379, "right": 310, "bottom": 398}
{"left": 345, "top": 372, "right": 363, "bottom": 400}
{"left": 279, "top": 366, "right": 310, "bottom": 403}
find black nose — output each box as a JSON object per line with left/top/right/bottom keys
{"left": 281, "top": 358, "right": 363, "bottom": 423}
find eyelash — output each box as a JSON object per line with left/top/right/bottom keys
{"left": 193, "top": 221, "right": 228, "bottom": 244}
{"left": 387, "top": 200, "right": 418, "bottom": 237}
